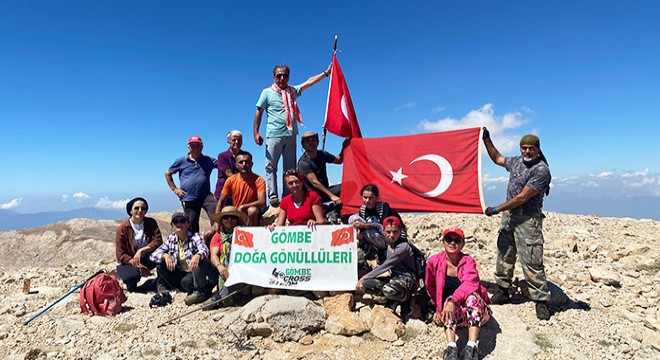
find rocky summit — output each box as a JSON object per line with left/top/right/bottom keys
{"left": 0, "top": 211, "right": 658, "bottom": 359}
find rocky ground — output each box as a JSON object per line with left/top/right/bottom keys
{"left": 0, "top": 210, "right": 658, "bottom": 359}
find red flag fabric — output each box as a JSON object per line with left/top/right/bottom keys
{"left": 323, "top": 54, "right": 362, "bottom": 138}
{"left": 340, "top": 127, "right": 484, "bottom": 214}
{"left": 330, "top": 226, "right": 355, "bottom": 247}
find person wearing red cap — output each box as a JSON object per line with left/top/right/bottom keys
{"left": 165, "top": 135, "right": 218, "bottom": 234}
{"left": 355, "top": 216, "right": 417, "bottom": 321}
{"left": 425, "top": 228, "right": 492, "bottom": 360}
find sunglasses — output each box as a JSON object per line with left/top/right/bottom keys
{"left": 133, "top": 206, "right": 146, "bottom": 211}
{"left": 172, "top": 218, "right": 188, "bottom": 225}
{"left": 444, "top": 236, "right": 463, "bottom": 244}
{"left": 275, "top": 73, "right": 289, "bottom": 79}
{"left": 222, "top": 215, "right": 238, "bottom": 221}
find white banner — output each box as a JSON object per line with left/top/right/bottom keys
{"left": 224, "top": 225, "right": 358, "bottom": 291}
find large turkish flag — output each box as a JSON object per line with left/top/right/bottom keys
{"left": 323, "top": 54, "right": 362, "bottom": 138}
{"left": 340, "top": 127, "right": 484, "bottom": 214}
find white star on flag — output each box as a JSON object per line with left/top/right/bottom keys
{"left": 390, "top": 167, "right": 408, "bottom": 185}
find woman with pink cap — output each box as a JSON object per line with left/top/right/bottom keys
{"left": 426, "top": 227, "right": 492, "bottom": 360}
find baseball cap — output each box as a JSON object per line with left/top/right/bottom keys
{"left": 442, "top": 227, "right": 465, "bottom": 239}
{"left": 187, "top": 135, "right": 203, "bottom": 144}
{"left": 171, "top": 212, "right": 189, "bottom": 222}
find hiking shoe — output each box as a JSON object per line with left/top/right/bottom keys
{"left": 156, "top": 282, "right": 170, "bottom": 295}
{"left": 149, "top": 292, "right": 172, "bottom": 307}
{"left": 461, "top": 346, "right": 479, "bottom": 360}
{"left": 269, "top": 198, "right": 280, "bottom": 208}
{"left": 443, "top": 346, "right": 459, "bottom": 360}
{"left": 490, "top": 286, "right": 510, "bottom": 305}
{"left": 184, "top": 291, "right": 210, "bottom": 306}
{"left": 535, "top": 301, "right": 551, "bottom": 320}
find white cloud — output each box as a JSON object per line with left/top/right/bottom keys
{"left": 0, "top": 197, "right": 23, "bottom": 210}
{"left": 61, "top": 194, "right": 70, "bottom": 202}
{"left": 595, "top": 171, "right": 614, "bottom": 179}
{"left": 393, "top": 102, "right": 416, "bottom": 111}
{"left": 73, "top": 192, "right": 91, "bottom": 200}
{"left": 621, "top": 169, "right": 649, "bottom": 178}
{"left": 417, "top": 103, "right": 529, "bottom": 153}
{"left": 431, "top": 106, "right": 445, "bottom": 113}
{"left": 584, "top": 181, "right": 600, "bottom": 188}
{"left": 95, "top": 197, "right": 129, "bottom": 210}
{"left": 483, "top": 174, "right": 508, "bottom": 183}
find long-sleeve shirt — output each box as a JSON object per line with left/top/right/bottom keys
{"left": 363, "top": 239, "right": 415, "bottom": 280}
{"left": 149, "top": 231, "right": 209, "bottom": 265}
{"left": 425, "top": 251, "right": 491, "bottom": 313}
{"left": 115, "top": 217, "right": 163, "bottom": 264}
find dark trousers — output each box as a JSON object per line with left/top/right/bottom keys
{"left": 156, "top": 257, "right": 216, "bottom": 294}
{"left": 182, "top": 193, "right": 218, "bottom": 233}
{"left": 116, "top": 252, "right": 157, "bottom": 290}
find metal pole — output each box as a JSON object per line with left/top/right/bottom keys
{"left": 24, "top": 269, "right": 105, "bottom": 325}
{"left": 322, "top": 35, "right": 338, "bottom": 151}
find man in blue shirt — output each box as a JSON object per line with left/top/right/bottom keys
{"left": 252, "top": 63, "right": 332, "bottom": 207}
{"left": 165, "top": 135, "right": 218, "bottom": 235}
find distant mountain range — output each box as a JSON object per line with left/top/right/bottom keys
{"left": 0, "top": 207, "right": 125, "bottom": 231}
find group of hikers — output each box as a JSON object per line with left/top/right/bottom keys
{"left": 114, "top": 62, "right": 553, "bottom": 360}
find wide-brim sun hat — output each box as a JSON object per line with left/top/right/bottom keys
{"left": 210, "top": 206, "right": 248, "bottom": 226}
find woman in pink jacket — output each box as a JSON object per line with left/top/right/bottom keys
{"left": 425, "top": 227, "right": 492, "bottom": 360}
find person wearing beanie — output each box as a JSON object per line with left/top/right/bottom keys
{"left": 481, "top": 127, "right": 553, "bottom": 321}
{"left": 115, "top": 197, "right": 163, "bottom": 292}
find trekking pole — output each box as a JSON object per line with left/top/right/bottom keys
{"left": 23, "top": 269, "right": 106, "bottom": 325}
{"left": 322, "top": 35, "right": 338, "bottom": 152}
{"left": 157, "top": 284, "right": 249, "bottom": 328}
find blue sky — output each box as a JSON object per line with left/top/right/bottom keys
{"left": 1, "top": 1, "right": 659, "bottom": 219}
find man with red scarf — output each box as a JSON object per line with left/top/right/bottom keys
{"left": 253, "top": 63, "right": 331, "bottom": 208}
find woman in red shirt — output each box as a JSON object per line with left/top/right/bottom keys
{"left": 272, "top": 169, "right": 325, "bottom": 228}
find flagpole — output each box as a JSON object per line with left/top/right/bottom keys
{"left": 322, "top": 35, "right": 338, "bottom": 151}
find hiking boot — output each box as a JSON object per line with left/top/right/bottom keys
{"left": 535, "top": 301, "right": 551, "bottom": 320}
{"left": 184, "top": 291, "right": 210, "bottom": 306}
{"left": 461, "top": 346, "right": 479, "bottom": 360}
{"left": 443, "top": 346, "right": 459, "bottom": 360}
{"left": 490, "top": 286, "right": 510, "bottom": 305}
{"left": 156, "top": 282, "right": 170, "bottom": 296}
{"left": 269, "top": 198, "right": 280, "bottom": 208}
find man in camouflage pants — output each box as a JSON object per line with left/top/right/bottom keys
{"left": 482, "top": 128, "right": 552, "bottom": 320}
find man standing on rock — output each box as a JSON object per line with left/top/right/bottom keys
{"left": 253, "top": 63, "right": 332, "bottom": 207}
{"left": 165, "top": 135, "right": 218, "bottom": 234}
{"left": 482, "top": 128, "right": 552, "bottom": 320}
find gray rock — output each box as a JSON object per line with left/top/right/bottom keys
{"left": 589, "top": 267, "right": 622, "bottom": 287}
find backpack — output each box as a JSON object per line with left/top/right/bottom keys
{"left": 408, "top": 243, "right": 427, "bottom": 282}
{"left": 79, "top": 273, "right": 126, "bottom": 316}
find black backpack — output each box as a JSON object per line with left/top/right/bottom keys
{"left": 408, "top": 243, "right": 427, "bottom": 282}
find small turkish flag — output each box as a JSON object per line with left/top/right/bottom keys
{"left": 330, "top": 226, "right": 355, "bottom": 247}
{"left": 323, "top": 54, "right": 362, "bottom": 138}
{"left": 340, "top": 127, "right": 485, "bottom": 214}
{"left": 233, "top": 229, "right": 254, "bottom": 248}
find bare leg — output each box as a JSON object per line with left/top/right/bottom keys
{"left": 445, "top": 327, "right": 457, "bottom": 344}
{"left": 468, "top": 326, "right": 480, "bottom": 342}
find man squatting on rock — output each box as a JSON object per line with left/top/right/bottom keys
{"left": 482, "top": 127, "right": 553, "bottom": 321}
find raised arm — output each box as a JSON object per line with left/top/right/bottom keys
{"left": 299, "top": 64, "right": 332, "bottom": 92}
{"left": 482, "top": 127, "right": 505, "bottom": 167}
